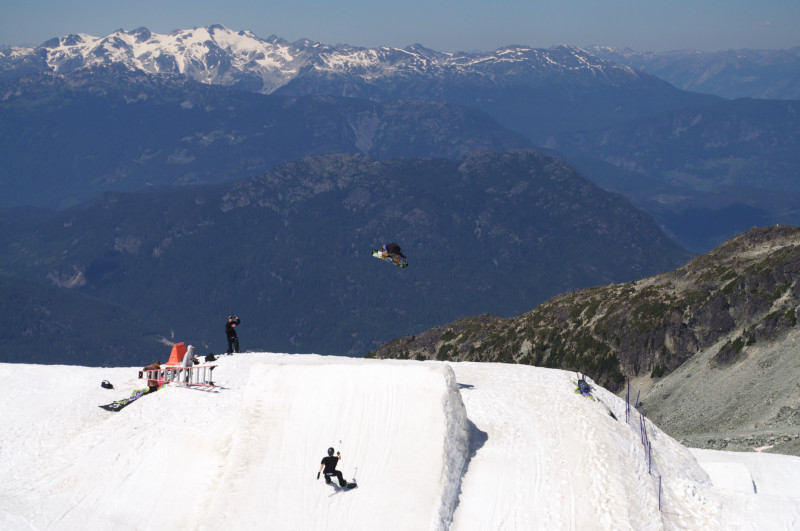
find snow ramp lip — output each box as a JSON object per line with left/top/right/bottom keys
{"left": 205, "top": 359, "right": 469, "bottom": 531}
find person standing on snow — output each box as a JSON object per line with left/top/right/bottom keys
{"left": 317, "top": 447, "right": 348, "bottom": 487}
{"left": 225, "top": 315, "right": 241, "bottom": 354}
{"left": 180, "top": 345, "right": 197, "bottom": 382}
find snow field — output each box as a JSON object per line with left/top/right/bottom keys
{"left": 0, "top": 357, "right": 470, "bottom": 531}
{"left": 690, "top": 448, "right": 800, "bottom": 498}
{"left": 698, "top": 461, "right": 755, "bottom": 493}
{"left": 2, "top": 354, "right": 800, "bottom": 530}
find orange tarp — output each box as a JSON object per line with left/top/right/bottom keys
{"left": 166, "top": 342, "right": 187, "bottom": 366}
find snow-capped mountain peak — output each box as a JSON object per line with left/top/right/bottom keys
{"left": 37, "top": 25, "right": 310, "bottom": 92}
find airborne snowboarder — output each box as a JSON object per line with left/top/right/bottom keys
{"left": 372, "top": 242, "right": 408, "bottom": 268}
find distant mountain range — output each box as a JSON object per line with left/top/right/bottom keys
{"left": 0, "top": 25, "right": 684, "bottom": 95}
{"left": 5, "top": 26, "right": 797, "bottom": 101}
{"left": 588, "top": 46, "right": 800, "bottom": 100}
{"left": 4, "top": 25, "right": 799, "bottom": 252}
{"left": 0, "top": 25, "right": 721, "bottom": 143}
{"left": 0, "top": 151, "right": 691, "bottom": 367}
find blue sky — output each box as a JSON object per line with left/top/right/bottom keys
{"left": 2, "top": 0, "right": 799, "bottom": 51}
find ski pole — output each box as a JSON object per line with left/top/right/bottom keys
{"left": 340, "top": 439, "right": 355, "bottom": 482}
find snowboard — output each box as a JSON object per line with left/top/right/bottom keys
{"left": 372, "top": 249, "right": 408, "bottom": 268}
{"left": 99, "top": 384, "right": 161, "bottom": 412}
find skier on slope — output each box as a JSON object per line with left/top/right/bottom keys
{"left": 576, "top": 372, "right": 593, "bottom": 397}
{"left": 317, "top": 447, "right": 348, "bottom": 487}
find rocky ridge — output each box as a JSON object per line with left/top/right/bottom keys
{"left": 369, "top": 225, "right": 800, "bottom": 388}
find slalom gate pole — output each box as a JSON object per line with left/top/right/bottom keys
{"left": 658, "top": 476, "right": 662, "bottom": 511}
{"left": 626, "top": 379, "right": 630, "bottom": 423}
{"left": 641, "top": 413, "right": 648, "bottom": 445}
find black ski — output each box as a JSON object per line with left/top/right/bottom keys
{"left": 328, "top": 481, "right": 358, "bottom": 490}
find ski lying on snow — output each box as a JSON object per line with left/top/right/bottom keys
{"left": 98, "top": 385, "right": 160, "bottom": 412}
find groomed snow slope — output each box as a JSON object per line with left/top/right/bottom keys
{"left": 203, "top": 362, "right": 468, "bottom": 530}
{"left": 2, "top": 354, "right": 799, "bottom": 530}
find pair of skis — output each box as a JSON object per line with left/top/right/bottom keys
{"left": 328, "top": 479, "right": 358, "bottom": 490}
{"left": 327, "top": 467, "right": 358, "bottom": 490}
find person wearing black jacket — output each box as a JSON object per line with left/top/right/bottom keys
{"left": 317, "top": 447, "right": 347, "bottom": 487}
{"left": 225, "top": 315, "right": 241, "bottom": 354}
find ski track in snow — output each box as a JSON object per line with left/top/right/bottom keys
{"left": 2, "top": 354, "right": 800, "bottom": 530}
